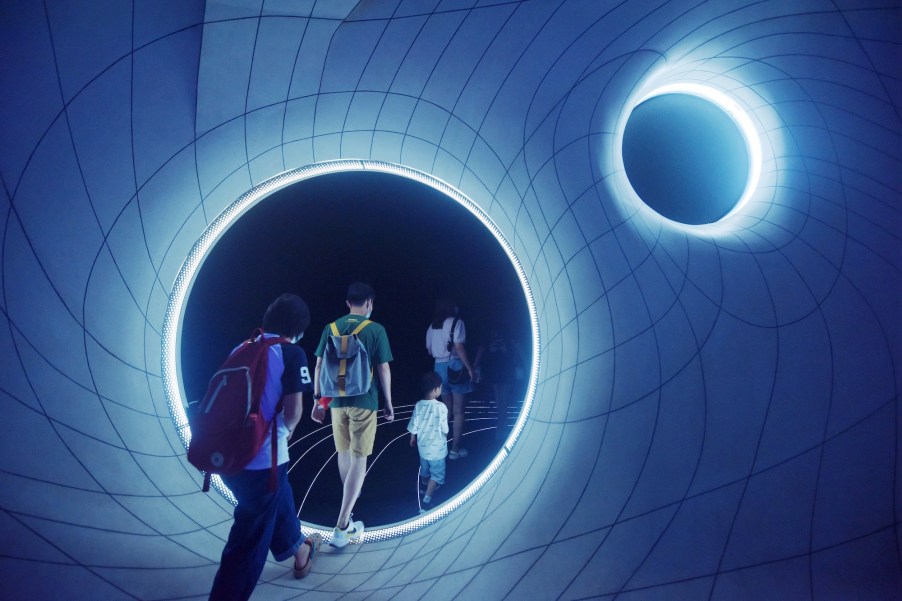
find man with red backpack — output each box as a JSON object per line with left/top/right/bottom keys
{"left": 206, "top": 293, "right": 321, "bottom": 600}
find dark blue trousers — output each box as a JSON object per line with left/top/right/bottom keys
{"left": 209, "top": 464, "right": 304, "bottom": 601}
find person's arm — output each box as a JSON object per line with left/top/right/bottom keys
{"left": 474, "top": 344, "right": 485, "bottom": 366}
{"left": 377, "top": 362, "right": 394, "bottom": 422}
{"left": 453, "top": 320, "right": 476, "bottom": 379}
{"left": 282, "top": 392, "right": 303, "bottom": 440}
{"left": 311, "top": 356, "right": 326, "bottom": 423}
{"left": 455, "top": 342, "right": 476, "bottom": 380}
{"left": 473, "top": 344, "right": 485, "bottom": 383}
{"left": 407, "top": 406, "right": 418, "bottom": 445}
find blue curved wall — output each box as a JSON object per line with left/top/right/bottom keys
{"left": 1, "top": 2, "right": 899, "bottom": 599}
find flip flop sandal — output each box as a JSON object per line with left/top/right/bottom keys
{"left": 293, "top": 533, "right": 322, "bottom": 579}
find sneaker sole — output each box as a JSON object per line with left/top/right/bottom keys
{"left": 330, "top": 526, "right": 364, "bottom": 548}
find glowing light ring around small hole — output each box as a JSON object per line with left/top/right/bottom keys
{"left": 162, "top": 160, "right": 540, "bottom": 541}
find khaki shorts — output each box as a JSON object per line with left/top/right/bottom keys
{"left": 331, "top": 406, "right": 377, "bottom": 457}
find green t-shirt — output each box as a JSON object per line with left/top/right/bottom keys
{"left": 315, "top": 314, "right": 393, "bottom": 411}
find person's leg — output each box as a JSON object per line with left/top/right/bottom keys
{"left": 268, "top": 465, "right": 304, "bottom": 561}
{"left": 441, "top": 391, "right": 452, "bottom": 425}
{"left": 451, "top": 391, "right": 466, "bottom": 452}
{"left": 265, "top": 465, "right": 321, "bottom": 578}
{"left": 209, "top": 470, "right": 281, "bottom": 601}
{"left": 335, "top": 408, "right": 376, "bottom": 530}
{"left": 437, "top": 361, "right": 452, "bottom": 425}
{"left": 424, "top": 458, "right": 444, "bottom": 501}
{"left": 418, "top": 456, "right": 431, "bottom": 497}
{"left": 337, "top": 453, "right": 367, "bottom": 529}
{"left": 332, "top": 407, "right": 351, "bottom": 484}
{"left": 337, "top": 450, "right": 350, "bottom": 484}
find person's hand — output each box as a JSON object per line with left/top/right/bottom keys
{"left": 383, "top": 403, "right": 395, "bottom": 422}
{"left": 467, "top": 367, "right": 476, "bottom": 382}
{"left": 409, "top": 436, "right": 416, "bottom": 447}
{"left": 311, "top": 403, "right": 326, "bottom": 424}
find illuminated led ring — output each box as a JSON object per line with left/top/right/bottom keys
{"left": 616, "top": 82, "right": 762, "bottom": 227}
{"left": 162, "top": 159, "right": 540, "bottom": 542}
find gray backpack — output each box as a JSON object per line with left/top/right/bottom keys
{"left": 320, "top": 320, "right": 373, "bottom": 397}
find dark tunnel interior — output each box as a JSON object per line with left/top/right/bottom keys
{"left": 181, "top": 170, "right": 531, "bottom": 525}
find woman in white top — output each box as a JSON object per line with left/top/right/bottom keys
{"left": 426, "top": 296, "right": 476, "bottom": 459}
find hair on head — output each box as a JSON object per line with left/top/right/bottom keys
{"left": 346, "top": 282, "right": 375, "bottom": 306}
{"left": 431, "top": 296, "right": 457, "bottom": 329}
{"left": 262, "top": 293, "right": 310, "bottom": 339}
{"left": 420, "top": 371, "right": 443, "bottom": 396}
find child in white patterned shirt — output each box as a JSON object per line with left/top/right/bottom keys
{"left": 408, "top": 372, "right": 448, "bottom": 512}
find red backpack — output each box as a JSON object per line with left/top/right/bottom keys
{"left": 187, "top": 330, "right": 288, "bottom": 492}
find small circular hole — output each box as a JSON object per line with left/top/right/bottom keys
{"left": 623, "top": 92, "right": 751, "bottom": 225}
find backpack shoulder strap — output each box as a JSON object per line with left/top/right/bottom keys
{"left": 449, "top": 317, "right": 459, "bottom": 345}
{"left": 351, "top": 320, "right": 372, "bottom": 336}
{"left": 331, "top": 319, "right": 371, "bottom": 336}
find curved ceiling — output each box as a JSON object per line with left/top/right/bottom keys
{"left": 1, "top": 1, "right": 900, "bottom": 599}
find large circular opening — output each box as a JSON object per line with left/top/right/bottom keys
{"left": 163, "top": 161, "right": 538, "bottom": 541}
{"left": 622, "top": 86, "right": 757, "bottom": 225}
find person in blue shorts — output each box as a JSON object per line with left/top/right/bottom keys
{"left": 426, "top": 296, "right": 476, "bottom": 459}
{"left": 408, "top": 371, "right": 448, "bottom": 512}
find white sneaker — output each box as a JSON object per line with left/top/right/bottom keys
{"left": 448, "top": 448, "right": 468, "bottom": 460}
{"left": 330, "top": 516, "right": 364, "bottom": 548}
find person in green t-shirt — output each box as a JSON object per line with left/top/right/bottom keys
{"left": 312, "top": 282, "right": 394, "bottom": 548}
